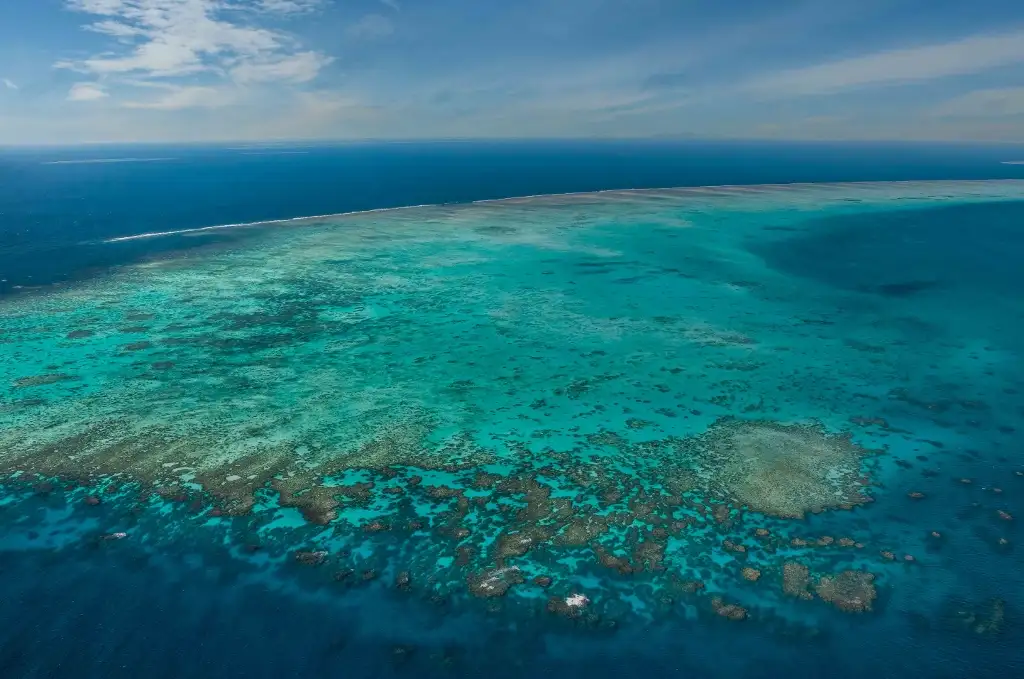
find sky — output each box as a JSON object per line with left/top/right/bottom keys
{"left": 1, "top": 0, "right": 1024, "bottom": 144}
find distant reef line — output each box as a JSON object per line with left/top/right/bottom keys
{"left": 102, "top": 178, "right": 1024, "bottom": 244}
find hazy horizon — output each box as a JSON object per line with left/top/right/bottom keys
{"left": 4, "top": 137, "right": 1024, "bottom": 151}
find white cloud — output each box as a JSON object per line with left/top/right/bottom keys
{"left": 122, "top": 83, "right": 233, "bottom": 109}
{"left": 378, "top": 0, "right": 399, "bottom": 11}
{"left": 257, "top": 0, "right": 323, "bottom": 13}
{"left": 933, "top": 87, "right": 1024, "bottom": 117}
{"left": 746, "top": 29, "right": 1024, "bottom": 95}
{"left": 345, "top": 14, "right": 393, "bottom": 40}
{"left": 230, "top": 51, "right": 333, "bottom": 84}
{"left": 296, "top": 89, "right": 367, "bottom": 115}
{"left": 2, "top": 78, "right": 16, "bottom": 90}
{"left": 68, "top": 82, "right": 109, "bottom": 101}
{"left": 61, "top": 0, "right": 331, "bottom": 82}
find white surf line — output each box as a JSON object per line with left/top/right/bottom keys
{"left": 42, "top": 157, "right": 177, "bottom": 165}
{"left": 102, "top": 178, "right": 1024, "bottom": 244}
{"left": 102, "top": 204, "right": 439, "bottom": 242}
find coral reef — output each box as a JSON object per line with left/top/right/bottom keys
{"left": 711, "top": 597, "right": 748, "bottom": 621}
{"left": 814, "top": 571, "right": 877, "bottom": 613}
{"left": 12, "top": 373, "right": 77, "bottom": 388}
{"left": 741, "top": 567, "right": 761, "bottom": 582}
{"left": 782, "top": 562, "right": 813, "bottom": 600}
{"left": 468, "top": 567, "right": 524, "bottom": 598}
{"left": 7, "top": 182, "right": 1021, "bottom": 645}
{"left": 687, "top": 419, "right": 876, "bottom": 518}
{"left": 951, "top": 598, "right": 1005, "bottom": 636}
{"left": 293, "top": 550, "right": 329, "bottom": 566}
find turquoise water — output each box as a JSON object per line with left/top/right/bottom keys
{"left": 2, "top": 179, "right": 1023, "bottom": 677}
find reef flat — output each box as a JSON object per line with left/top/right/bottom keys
{"left": 2, "top": 180, "right": 1024, "bottom": 677}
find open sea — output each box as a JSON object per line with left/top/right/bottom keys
{"left": 1, "top": 140, "right": 1024, "bottom": 678}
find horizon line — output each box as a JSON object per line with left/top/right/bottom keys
{"left": 5, "top": 137, "right": 1024, "bottom": 150}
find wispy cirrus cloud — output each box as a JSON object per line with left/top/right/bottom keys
{"left": 2, "top": 78, "right": 16, "bottom": 90}
{"left": 231, "top": 50, "right": 329, "bottom": 83}
{"left": 345, "top": 14, "right": 394, "bottom": 40}
{"left": 59, "top": 0, "right": 333, "bottom": 102}
{"left": 745, "top": 29, "right": 1024, "bottom": 96}
{"left": 933, "top": 86, "right": 1024, "bottom": 117}
{"left": 121, "top": 81, "right": 235, "bottom": 109}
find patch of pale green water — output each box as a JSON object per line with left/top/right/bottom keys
{"left": 3, "top": 180, "right": 1024, "bottom": 628}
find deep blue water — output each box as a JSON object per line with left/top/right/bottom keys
{"left": 2, "top": 140, "right": 1023, "bottom": 294}
{"left": 2, "top": 142, "right": 1024, "bottom": 679}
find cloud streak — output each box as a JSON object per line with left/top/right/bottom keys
{"left": 121, "top": 83, "right": 234, "bottom": 109}
{"left": 746, "top": 29, "right": 1024, "bottom": 95}
{"left": 2, "top": 78, "right": 16, "bottom": 90}
{"left": 256, "top": 0, "right": 323, "bottom": 13}
{"left": 934, "top": 87, "right": 1024, "bottom": 117}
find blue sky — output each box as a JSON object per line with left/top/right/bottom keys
{"left": 1, "top": 0, "right": 1024, "bottom": 144}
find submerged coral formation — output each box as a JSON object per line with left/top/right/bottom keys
{"left": 783, "top": 562, "right": 814, "bottom": 600}
{"left": 950, "top": 598, "right": 1006, "bottom": 636}
{"left": 688, "top": 419, "right": 876, "bottom": 518}
{"left": 814, "top": 571, "right": 878, "bottom": 613}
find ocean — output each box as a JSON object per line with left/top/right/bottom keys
{"left": 1, "top": 141, "right": 1023, "bottom": 679}
{"left": 3, "top": 139, "right": 1024, "bottom": 294}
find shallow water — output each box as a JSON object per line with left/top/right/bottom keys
{"left": 2, "top": 180, "right": 1023, "bottom": 678}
